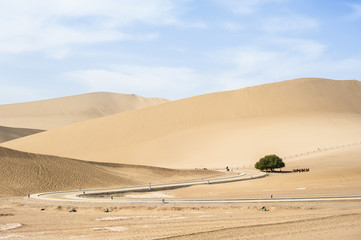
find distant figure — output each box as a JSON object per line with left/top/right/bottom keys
{"left": 271, "top": 194, "right": 273, "bottom": 199}
{"left": 162, "top": 198, "right": 165, "bottom": 203}
{"left": 27, "top": 194, "right": 30, "bottom": 198}
{"left": 110, "top": 196, "right": 113, "bottom": 200}
{"left": 226, "top": 166, "right": 230, "bottom": 171}
{"left": 149, "top": 183, "right": 152, "bottom": 190}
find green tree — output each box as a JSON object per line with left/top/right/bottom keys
{"left": 255, "top": 154, "right": 285, "bottom": 172}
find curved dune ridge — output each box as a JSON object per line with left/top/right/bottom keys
{"left": 2, "top": 78, "right": 361, "bottom": 168}
{"left": 0, "top": 126, "right": 44, "bottom": 143}
{"left": 0, "top": 92, "right": 169, "bottom": 130}
{"left": 0, "top": 146, "right": 218, "bottom": 196}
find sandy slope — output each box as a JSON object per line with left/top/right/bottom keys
{"left": 0, "top": 126, "right": 43, "bottom": 143}
{"left": 153, "top": 144, "right": 361, "bottom": 199}
{"left": 0, "top": 92, "right": 169, "bottom": 130}
{"left": 2, "top": 78, "right": 361, "bottom": 168}
{"left": 0, "top": 146, "right": 219, "bottom": 197}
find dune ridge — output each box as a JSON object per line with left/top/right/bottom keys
{"left": 0, "top": 92, "right": 169, "bottom": 130}
{"left": 2, "top": 78, "right": 360, "bottom": 168}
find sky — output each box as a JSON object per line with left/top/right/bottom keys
{"left": 0, "top": 0, "right": 360, "bottom": 104}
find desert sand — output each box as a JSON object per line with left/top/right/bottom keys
{"left": 0, "top": 92, "right": 169, "bottom": 130}
{"left": 1, "top": 143, "right": 360, "bottom": 239}
{"left": 1, "top": 199, "right": 360, "bottom": 240}
{"left": 0, "top": 146, "right": 219, "bottom": 197}
{"left": 134, "top": 144, "right": 361, "bottom": 200}
{"left": 1, "top": 78, "right": 360, "bottom": 239}
{"left": 2, "top": 146, "right": 361, "bottom": 239}
{"left": 2, "top": 78, "right": 361, "bottom": 168}
{"left": 0, "top": 126, "right": 43, "bottom": 143}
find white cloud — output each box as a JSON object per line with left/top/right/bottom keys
{"left": 0, "top": 0, "right": 180, "bottom": 55}
{"left": 214, "top": 0, "right": 286, "bottom": 14}
{"left": 262, "top": 15, "right": 319, "bottom": 33}
{"left": 63, "top": 65, "right": 202, "bottom": 99}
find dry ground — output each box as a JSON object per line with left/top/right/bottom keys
{"left": 1, "top": 198, "right": 360, "bottom": 240}
{"left": 1, "top": 145, "right": 360, "bottom": 239}
{"left": 156, "top": 145, "right": 361, "bottom": 200}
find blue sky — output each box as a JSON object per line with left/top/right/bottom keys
{"left": 0, "top": 0, "right": 360, "bottom": 104}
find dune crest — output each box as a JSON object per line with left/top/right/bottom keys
{"left": 2, "top": 78, "right": 360, "bottom": 168}
{"left": 0, "top": 92, "right": 169, "bottom": 130}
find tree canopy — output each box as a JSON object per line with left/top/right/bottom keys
{"left": 255, "top": 154, "right": 285, "bottom": 172}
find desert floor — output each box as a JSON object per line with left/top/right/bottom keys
{"left": 1, "top": 198, "right": 360, "bottom": 240}
{"left": 1, "top": 145, "right": 361, "bottom": 240}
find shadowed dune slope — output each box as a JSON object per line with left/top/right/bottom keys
{"left": 0, "top": 126, "right": 44, "bottom": 143}
{"left": 0, "top": 146, "right": 218, "bottom": 197}
{"left": 0, "top": 92, "right": 169, "bottom": 130}
{"left": 2, "top": 78, "right": 361, "bottom": 168}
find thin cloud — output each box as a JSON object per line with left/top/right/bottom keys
{"left": 223, "top": 22, "right": 245, "bottom": 32}
{"left": 269, "top": 38, "right": 326, "bottom": 58}
{"left": 208, "top": 38, "right": 359, "bottom": 91}
{"left": 63, "top": 65, "right": 203, "bottom": 99}
{"left": 347, "top": 3, "right": 361, "bottom": 19}
{"left": 0, "top": 0, "right": 180, "bottom": 54}
{"left": 262, "top": 15, "right": 319, "bottom": 33}
{"left": 0, "top": 85, "right": 50, "bottom": 104}
{"left": 214, "top": 0, "right": 287, "bottom": 15}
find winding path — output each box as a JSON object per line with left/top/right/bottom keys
{"left": 28, "top": 170, "right": 361, "bottom": 203}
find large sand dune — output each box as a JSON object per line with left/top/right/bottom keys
{"left": 0, "top": 126, "right": 43, "bottom": 143}
{"left": 2, "top": 78, "right": 361, "bottom": 168}
{"left": 0, "top": 146, "right": 218, "bottom": 197}
{"left": 0, "top": 92, "right": 169, "bottom": 130}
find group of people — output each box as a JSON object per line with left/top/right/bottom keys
{"left": 292, "top": 168, "right": 310, "bottom": 172}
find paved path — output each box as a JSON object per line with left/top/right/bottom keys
{"left": 29, "top": 170, "right": 265, "bottom": 202}
{"left": 28, "top": 170, "right": 361, "bottom": 203}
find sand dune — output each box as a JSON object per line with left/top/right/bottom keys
{"left": 2, "top": 78, "right": 361, "bottom": 168}
{"left": 0, "top": 92, "right": 169, "bottom": 130}
{"left": 1, "top": 78, "right": 360, "bottom": 239}
{"left": 0, "top": 126, "right": 44, "bottom": 143}
{"left": 0, "top": 146, "right": 218, "bottom": 197}
{"left": 163, "top": 144, "right": 361, "bottom": 199}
